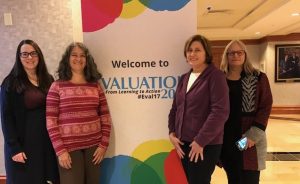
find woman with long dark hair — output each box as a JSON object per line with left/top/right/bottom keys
{"left": 46, "top": 42, "right": 111, "bottom": 184}
{"left": 0, "top": 39, "right": 59, "bottom": 184}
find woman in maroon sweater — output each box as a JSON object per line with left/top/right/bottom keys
{"left": 168, "top": 35, "right": 229, "bottom": 184}
{"left": 220, "top": 40, "right": 273, "bottom": 184}
{"left": 46, "top": 42, "right": 111, "bottom": 184}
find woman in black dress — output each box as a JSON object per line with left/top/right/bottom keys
{"left": 0, "top": 40, "right": 59, "bottom": 184}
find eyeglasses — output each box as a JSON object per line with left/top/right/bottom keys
{"left": 19, "top": 51, "right": 38, "bottom": 58}
{"left": 227, "top": 50, "right": 245, "bottom": 57}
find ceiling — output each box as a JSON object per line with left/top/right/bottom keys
{"left": 197, "top": 0, "right": 300, "bottom": 40}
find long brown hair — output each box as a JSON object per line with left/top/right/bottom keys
{"left": 57, "top": 42, "right": 102, "bottom": 82}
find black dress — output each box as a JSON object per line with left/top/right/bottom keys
{"left": 220, "top": 79, "right": 243, "bottom": 182}
{"left": 3, "top": 84, "right": 58, "bottom": 184}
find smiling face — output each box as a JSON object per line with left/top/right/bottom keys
{"left": 186, "top": 41, "right": 207, "bottom": 72}
{"left": 69, "top": 46, "right": 87, "bottom": 74}
{"left": 20, "top": 44, "right": 39, "bottom": 73}
{"left": 227, "top": 42, "right": 246, "bottom": 68}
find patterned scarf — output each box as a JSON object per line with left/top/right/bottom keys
{"left": 241, "top": 74, "right": 258, "bottom": 113}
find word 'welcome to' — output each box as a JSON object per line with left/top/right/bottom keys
{"left": 111, "top": 59, "right": 169, "bottom": 68}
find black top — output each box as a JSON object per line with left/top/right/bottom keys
{"left": 222, "top": 79, "right": 242, "bottom": 156}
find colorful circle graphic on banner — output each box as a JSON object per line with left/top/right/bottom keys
{"left": 120, "top": 0, "right": 146, "bottom": 19}
{"left": 81, "top": 0, "right": 123, "bottom": 32}
{"left": 139, "top": 0, "right": 191, "bottom": 11}
{"left": 99, "top": 140, "right": 188, "bottom": 184}
{"left": 81, "top": 0, "right": 192, "bottom": 32}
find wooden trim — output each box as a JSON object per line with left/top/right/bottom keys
{"left": 211, "top": 39, "right": 261, "bottom": 47}
{"left": 258, "top": 33, "right": 300, "bottom": 43}
{"left": 0, "top": 176, "right": 6, "bottom": 184}
{"left": 269, "top": 116, "right": 300, "bottom": 122}
{"left": 271, "top": 106, "right": 300, "bottom": 114}
{"left": 210, "top": 33, "right": 300, "bottom": 47}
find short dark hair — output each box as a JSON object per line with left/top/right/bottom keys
{"left": 2, "top": 39, "right": 53, "bottom": 93}
{"left": 57, "top": 42, "right": 102, "bottom": 82}
{"left": 184, "top": 34, "right": 212, "bottom": 64}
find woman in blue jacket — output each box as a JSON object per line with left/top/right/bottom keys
{"left": 168, "top": 34, "right": 230, "bottom": 184}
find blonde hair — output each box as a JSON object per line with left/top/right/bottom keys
{"left": 220, "top": 40, "right": 259, "bottom": 75}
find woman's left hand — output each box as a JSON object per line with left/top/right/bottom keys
{"left": 189, "top": 141, "right": 204, "bottom": 163}
{"left": 93, "top": 147, "right": 106, "bottom": 165}
{"left": 247, "top": 138, "right": 255, "bottom": 149}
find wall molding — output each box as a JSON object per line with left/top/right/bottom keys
{"left": 211, "top": 33, "right": 300, "bottom": 47}
{"left": 271, "top": 106, "right": 300, "bottom": 114}
{"left": 0, "top": 176, "right": 5, "bottom": 184}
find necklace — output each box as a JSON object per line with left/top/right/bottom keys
{"left": 28, "top": 75, "right": 38, "bottom": 86}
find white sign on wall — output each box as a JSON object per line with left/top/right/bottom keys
{"left": 85, "top": 0, "right": 196, "bottom": 183}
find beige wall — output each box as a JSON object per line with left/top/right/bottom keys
{"left": 246, "top": 45, "right": 263, "bottom": 70}
{"left": 0, "top": 0, "right": 80, "bottom": 175}
{"left": 0, "top": 0, "right": 76, "bottom": 81}
{"left": 264, "top": 42, "right": 300, "bottom": 106}
{"left": 246, "top": 42, "right": 300, "bottom": 106}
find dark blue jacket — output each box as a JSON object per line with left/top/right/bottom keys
{"left": 1, "top": 82, "right": 27, "bottom": 157}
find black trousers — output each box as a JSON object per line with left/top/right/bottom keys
{"left": 180, "top": 142, "right": 222, "bottom": 184}
{"left": 222, "top": 155, "right": 260, "bottom": 184}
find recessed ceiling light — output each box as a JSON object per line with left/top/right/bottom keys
{"left": 291, "top": 13, "right": 300, "bottom": 16}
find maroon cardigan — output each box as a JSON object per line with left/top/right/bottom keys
{"left": 168, "top": 64, "right": 230, "bottom": 147}
{"left": 241, "top": 72, "right": 273, "bottom": 170}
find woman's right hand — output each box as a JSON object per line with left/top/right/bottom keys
{"left": 169, "top": 132, "right": 185, "bottom": 159}
{"left": 12, "top": 152, "right": 27, "bottom": 163}
{"left": 58, "top": 152, "right": 72, "bottom": 169}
